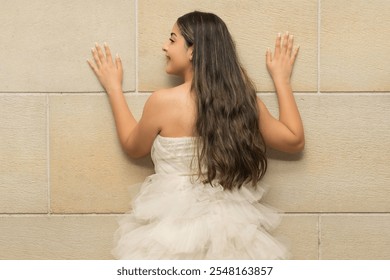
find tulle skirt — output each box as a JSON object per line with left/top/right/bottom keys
{"left": 111, "top": 173, "right": 291, "bottom": 259}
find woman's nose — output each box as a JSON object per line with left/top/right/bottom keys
{"left": 162, "top": 40, "right": 169, "bottom": 52}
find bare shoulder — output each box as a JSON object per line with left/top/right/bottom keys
{"left": 124, "top": 85, "right": 195, "bottom": 157}
{"left": 141, "top": 88, "right": 175, "bottom": 118}
{"left": 143, "top": 86, "right": 185, "bottom": 122}
{"left": 149, "top": 84, "right": 181, "bottom": 99}
{"left": 154, "top": 84, "right": 190, "bottom": 97}
{"left": 149, "top": 84, "right": 193, "bottom": 109}
{"left": 148, "top": 84, "right": 196, "bottom": 137}
{"left": 146, "top": 88, "right": 170, "bottom": 105}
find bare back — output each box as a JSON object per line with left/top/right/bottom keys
{"left": 158, "top": 83, "right": 197, "bottom": 138}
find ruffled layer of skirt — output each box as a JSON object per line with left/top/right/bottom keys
{"left": 111, "top": 174, "right": 290, "bottom": 259}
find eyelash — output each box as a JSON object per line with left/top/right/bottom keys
{"left": 169, "top": 38, "right": 174, "bottom": 43}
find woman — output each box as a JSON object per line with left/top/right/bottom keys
{"left": 88, "top": 11, "right": 304, "bottom": 259}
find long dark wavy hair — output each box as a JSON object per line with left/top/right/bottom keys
{"left": 177, "top": 11, "right": 267, "bottom": 190}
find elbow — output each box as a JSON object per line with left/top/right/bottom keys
{"left": 289, "top": 137, "right": 305, "bottom": 154}
{"left": 120, "top": 136, "right": 141, "bottom": 159}
{"left": 130, "top": 153, "right": 147, "bottom": 159}
{"left": 123, "top": 146, "right": 145, "bottom": 159}
{"left": 295, "top": 138, "right": 305, "bottom": 152}
{"left": 281, "top": 136, "right": 304, "bottom": 154}
{"left": 267, "top": 131, "right": 305, "bottom": 154}
{"left": 122, "top": 142, "right": 148, "bottom": 159}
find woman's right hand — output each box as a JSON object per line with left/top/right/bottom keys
{"left": 266, "top": 32, "right": 299, "bottom": 85}
{"left": 87, "top": 43, "right": 123, "bottom": 96}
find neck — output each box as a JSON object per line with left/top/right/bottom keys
{"left": 182, "top": 67, "right": 193, "bottom": 84}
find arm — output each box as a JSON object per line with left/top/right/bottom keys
{"left": 87, "top": 43, "right": 160, "bottom": 158}
{"left": 258, "top": 32, "right": 304, "bottom": 153}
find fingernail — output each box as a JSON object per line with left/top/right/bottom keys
{"left": 91, "top": 48, "right": 95, "bottom": 52}
{"left": 104, "top": 42, "right": 107, "bottom": 47}
{"left": 278, "top": 33, "right": 281, "bottom": 38}
{"left": 116, "top": 53, "right": 119, "bottom": 58}
{"left": 95, "top": 42, "right": 98, "bottom": 47}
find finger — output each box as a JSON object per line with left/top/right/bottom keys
{"left": 95, "top": 43, "right": 106, "bottom": 64}
{"left": 87, "top": 59, "right": 99, "bottom": 74}
{"left": 287, "top": 34, "right": 293, "bottom": 57}
{"left": 274, "top": 32, "right": 281, "bottom": 58}
{"left": 266, "top": 47, "right": 272, "bottom": 65}
{"left": 290, "top": 45, "right": 300, "bottom": 64}
{"left": 282, "top": 31, "right": 289, "bottom": 54}
{"left": 91, "top": 47, "right": 101, "bottom": 68}
{"left": 104, "top": 42, "right": 113, "bottom": 64}
{"left": 115, "top": 53, "right": 123, "bottom": 72}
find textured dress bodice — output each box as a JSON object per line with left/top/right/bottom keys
{"left": 151, "top": 135, "right": 198, "bottom": 176}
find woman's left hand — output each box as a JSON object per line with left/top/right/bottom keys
{"left": 266, "top": 32, "right": 299, "bottom": 86}
{"left": 87, "top": 43, "right": 123, "bottom": 95}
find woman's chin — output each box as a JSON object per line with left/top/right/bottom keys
{"left": 165, "top": 68, "right": 179, "bottom": 77}
{"left": 164, "top": 65, "right": 173, "bottom": 74}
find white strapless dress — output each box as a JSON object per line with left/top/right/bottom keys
{"left": 111, "top": 135, "right": 290, "bottom": 259}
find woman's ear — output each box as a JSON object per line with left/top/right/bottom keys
{"left": 187, "top": 46, "right": 193, "bottom": 61}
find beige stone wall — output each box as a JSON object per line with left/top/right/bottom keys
{"left": 0, "top": 0, "right": 389, "bottom": 260}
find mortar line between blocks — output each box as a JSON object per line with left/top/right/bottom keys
{"left": 0, "top": 213, "right": 125, "bottom": 217}
{"left": 46, "top": 94, "right": 51, "bottom": 215}
{"left": 2, "top": 212, "right": 390, "bottom": 217}
{"left": 318, "top": 214, "right": 322, "bottom": 260}
{"left": 317, "top": 0, "right": 321, "bottom": 94}
{"left": 135, "top": 0, "right": 139, "bottom": 93}
{"left": 284, "top": 212, "right": 390, "bottom": 215}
